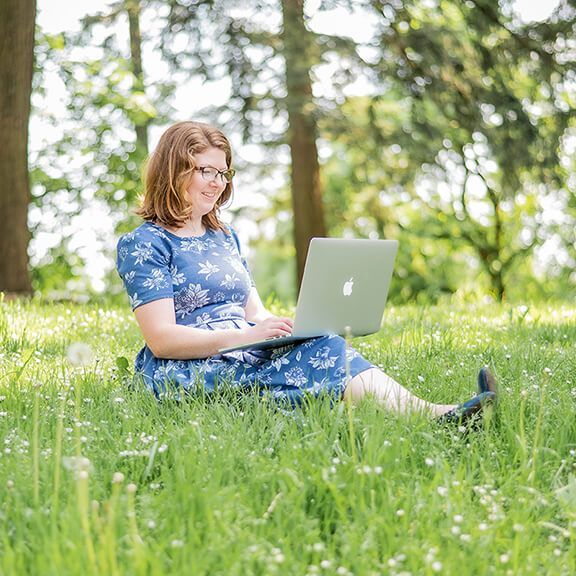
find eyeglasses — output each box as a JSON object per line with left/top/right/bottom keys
{"left": 194, "top": 166, "right": 236, "bottom": 184}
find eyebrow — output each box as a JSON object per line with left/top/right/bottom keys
{"left": 198, "top": 164, "right": 230, "bottom": 172}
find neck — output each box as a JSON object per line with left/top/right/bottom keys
{"left": 182, "top": 218, "right": 205, "bottom": 236}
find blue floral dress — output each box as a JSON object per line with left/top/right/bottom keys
{"left": 116, "top": 222, "right": 373, "bottom": 404}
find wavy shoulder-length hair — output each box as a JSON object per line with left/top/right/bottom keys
{"left": 136, "top": 121, "right": 233, "bottom": 231}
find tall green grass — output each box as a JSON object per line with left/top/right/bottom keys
{"left": 0, "top": 298, "right": 575, "bottom": 575}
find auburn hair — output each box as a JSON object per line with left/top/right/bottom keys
{"left": 136, "top": 121, "right": 233, "bottom": 231}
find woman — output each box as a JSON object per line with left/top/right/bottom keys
{"left": 116, "top": 121, "right": 496, "bottom": 420}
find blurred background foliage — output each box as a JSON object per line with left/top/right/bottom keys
{"left": 26, "top": 0, "right": 576, "bottom": 305}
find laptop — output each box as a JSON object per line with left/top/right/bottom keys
{"left": 218, "top": 237, "right": 398, "bottom": 354}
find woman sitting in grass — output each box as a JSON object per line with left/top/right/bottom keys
{"left": 116, "top": 120, "right": 496, "bottom": 422}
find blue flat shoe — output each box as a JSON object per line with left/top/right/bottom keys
{"left": 437, "top": 391, "right": 497, "bottom": 424}
{"left": 478, "top": 367, "right": 497, "bottom": 397}
{"left": 437, "top": 367, "right": 498, "bottom": 425}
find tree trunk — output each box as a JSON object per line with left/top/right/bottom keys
{"left": 281, "top": 0, "right": 327, "bottom": 289}
{"left": 0, "top": 0, "right": 36, "bottom": 295}
{"left": 126, "top": 0, "right": 149, "bottom": 153}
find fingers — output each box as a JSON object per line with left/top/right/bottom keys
{"left": 258, "top": 316, "right": 293, "bottom": 337}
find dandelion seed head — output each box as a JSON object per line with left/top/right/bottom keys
{"left": 66, "top": 342, "right": 94, "bottom": 367}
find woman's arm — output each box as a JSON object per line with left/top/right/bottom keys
{"left": 134, "top": 295, "right": 293, "bottom": 360}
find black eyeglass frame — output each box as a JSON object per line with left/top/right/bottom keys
{"left": 194, "top": 166, "right": 236, "bottom": 184}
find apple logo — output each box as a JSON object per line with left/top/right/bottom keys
{"left": 342, "top": 277, "right": 354, "bottom": 296}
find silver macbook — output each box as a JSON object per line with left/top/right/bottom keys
{"left": 218, "top": 237, "right": 398, "bottom": 354}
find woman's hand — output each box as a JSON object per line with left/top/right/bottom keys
{"left": 240, "top": 315, "right": 294, "bottom": 343}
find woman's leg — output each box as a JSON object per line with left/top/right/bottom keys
{"left": 344, "top": 367, "right": 456, "bottom": 417}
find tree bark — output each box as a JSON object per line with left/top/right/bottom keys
{"left": 126, "top": 0, "right": 149, "bottom": 153}
{"left": 0, "top": 0, "right": 36, "bottom": 294}
{"left": 281, "top": 0, "right": 327, "bottom": 289}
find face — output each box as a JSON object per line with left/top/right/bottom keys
{"left": 186, "top": 147, "right": 229, "bottom": 222}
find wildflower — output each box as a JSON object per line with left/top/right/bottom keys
{"left": 171, "top": 539, "right": 184, "bottom": 548}
{"left": 320, "top": 560, "right": 331, "bottom": 569}
{"left": 63, "top": 456, "right": 93, "bottom": 476}
{"left": 425, "top": 457, "right": 434, "bottom": 467}
{"left": 126, "top": 483, "right": 137, "bottom": 493}
{"left": 431, "top": 561, "right": 442, "bottom": 572}
{"left": 112, "top": 472, "right": 125, "bottom": 484}
{"left": 500, "top": 554, "right": 509, "bottom": 564}
{"left": 66, "top": 343, "right": 94, "bottom": 367}
{"left": 437, "top": 486, "right": 448, "bottom": 497}
{"left": 396, "top": 509, "right": 405, "bottom": 517}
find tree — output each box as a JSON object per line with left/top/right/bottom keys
{"left": 281, "top": 0, "right": 327, "bottom": 285}
{"left": 159, "top": 0, "right": 369, "bottom": 287}
{"left": 319, "top": 0, "right": 575, "bottom": 301}
{"left": 0, "top": 0, "right": 36, "bottom": 295}
{"left": 29, "top": 0, "right": 172, "bottom": 294}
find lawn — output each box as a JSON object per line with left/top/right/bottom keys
{"left": 0, "top": 298, "right": 575, "bottom": 575}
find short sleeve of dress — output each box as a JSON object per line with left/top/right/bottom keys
{"left": 116, "top": 228, "right": 174, "bottom": 310}
{"left": 229, "top": 227, "right": 256, "bottom": 287}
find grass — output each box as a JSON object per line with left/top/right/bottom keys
{"left": 0, "top": 298, "right": 575, "bottom": 575}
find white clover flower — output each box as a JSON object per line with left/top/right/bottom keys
{"left": 63, "top": 455, "right": 93, "bottom": 475}
{"left": 126, "top": 483, "right": 137, "bottom": 493}
{"left": 431, "top": 561, "right": 442, "bottom": 572}
{"left": 171, "top": 539, "right": 184, "bottom": 548}
{"left": 66, "top": 343, "right": 94, "bottom": 367}
{"left": 112, "top": 472, "right": 125, "bottom": 484}
{"left": 425, "top": 457, "right": 434, "bottom": 467}
{"left": 500, "top": 554, "right": 510, "bottom": 564}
